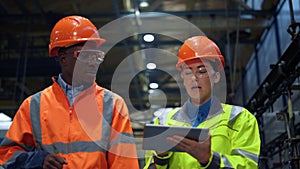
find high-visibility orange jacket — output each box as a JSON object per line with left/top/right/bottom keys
{"left": 0, "top": 79, "right": 139, "bottom": 169}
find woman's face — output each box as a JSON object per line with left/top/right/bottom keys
{"left": 181, "top": 60, "right": 220, "bottom": 105}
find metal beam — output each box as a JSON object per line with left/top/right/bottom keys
{"left": 245, "top": 37, "right": 300, "bottom": 117}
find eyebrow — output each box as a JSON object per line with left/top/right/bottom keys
{"left": 184, "top": 65, "right": 206, "bottom": 70}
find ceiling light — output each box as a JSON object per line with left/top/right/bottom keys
{"left": 139, "top": 1, "right": 149, "bottom": 8}
{"left": 149, "top": 83, "right": 159, "bottom": 89}
{"left": 143, "top": 34, "right": 154, "bottom": 42}
{"left": 146, "top": 63, "right": 156, "bottom": 69}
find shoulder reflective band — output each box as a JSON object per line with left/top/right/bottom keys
{"left": 101, "top": 89, "right": 114, "bottom": 149}
{"left": 30, "top": 92, "right": 43, "bottom": 149}
{"left": 229, "top": 106, "right": 243, "bottom": 121}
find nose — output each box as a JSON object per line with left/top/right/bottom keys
{"left": 189, "top": 74, "right": 197, "bottom": 82}
{"left": 191, "top": 71, "right": 198, "bottom": 81}
{"left": 87, "top": 55, "right": 97, "bottom": 65}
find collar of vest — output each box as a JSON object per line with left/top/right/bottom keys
{"left": 171, "top": 97, "right": 223, "bottom": 124}
{"left": 52, "top": 76, "right": 100, "bottom": 102}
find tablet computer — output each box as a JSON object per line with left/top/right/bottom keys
{"left": 142, "top": 124, "right": 209, "bottom": 152}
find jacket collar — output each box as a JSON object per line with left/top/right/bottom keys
{"left": 172, "top": 96, "right": 223, "bottom": 124}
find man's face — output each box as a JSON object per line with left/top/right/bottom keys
{"left": 181, "top": 60, "right": 219, "bottom": 104}
{"left": 60, "top": 43, "right": 104, "bottom": 86}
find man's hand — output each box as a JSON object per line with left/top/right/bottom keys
{"left": 167, "top": 135, "right": 211, "bottom": 164}
{"left": 43, "top": 154, "right": 68, "bottom": 169}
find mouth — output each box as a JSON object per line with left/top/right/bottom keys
{"left": 191, "top": 86, "right": 201, "bottom": 90}
{"left": 84, "top": 71, "right": 97, "bottom": 76}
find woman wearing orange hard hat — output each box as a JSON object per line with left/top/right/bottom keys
{"left": 144, "top": 36, "right": 260, "bottom": 169}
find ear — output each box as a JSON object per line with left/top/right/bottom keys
{"left": 59, "top": 55, "right": 67, "bottom": 65}
{"left": 213, "top": 72, "right": 221, "bottom": 83}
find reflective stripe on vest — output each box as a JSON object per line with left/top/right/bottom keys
{"left": 229, "top": 106, "right": 243, "bottom": 121}
{"left": 102, "top": 89, "right": 114, "bottom": 150}
{"left": 221, "top": 154, "right": 234, "bottom": 168}
{"left": 207, "top": 152, "right": 234, "bottom": 169}
{"left": 228, "top": 106, "right": 259, "bottom": 164}
{"left": 1, "top": 137, "right": 35, "bottom": 151}
{"left": 232, "top": 149, "right": 259, "bottom": 163}
{"left": 30, "top": 89, "right": 115, "bottom": 154}
{"left": 30, "top": 91, "right": 42, "bottom": 149}
{"left": 168, "top": 104, "right": 244, "bottom": 125}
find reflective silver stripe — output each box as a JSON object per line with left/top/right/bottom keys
{"left": 102, "top": 89, "right": 114, "bottom": 150}
{"left": 42, "top": 140, "right": 106, "bottom": 154}
{"left": 30, "top": 92, "right": 42, "bottom": 149}
{"left": 229, "top": 106, "right": 243, "bottom": 121}
{"left": 221, "top": 154, "right": 234, "bottom": 168}
{"left": 232, "top": 149, "right": 259, "bottom": 163}
{"left": 108, "top": 132, "right": 136, "bottom": 149}
{"left": 103, "top": 90, "right": 136, "bottom": 149}
{"left": 2, "top": 150, "right": 24, "bottom": 168}
{"left": 1, "top": 137, "right": 17, "bottom": 146}
{"left": 1, "top": 95, "right": 40, "bottom": 167}
{"left": 1, "top": 137, "right": 34, "bottom": 151}
{"left": 40, "top": 134, "right": 134, "bottom": 154}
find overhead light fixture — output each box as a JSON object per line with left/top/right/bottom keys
{"left": 143, "top": 34, "right": 155, "bottom": 42}
{"left": 146, "top": 62, "right": 156, "bottom": 69}
{"left": 149, "top": 83, "right": 159, "bottom": 89}
{"left": 139, "top": 1, "right": 149, "bottom": 8}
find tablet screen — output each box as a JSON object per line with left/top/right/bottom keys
{"left": 142, "top": 124, "right": 209, "bottom": 152}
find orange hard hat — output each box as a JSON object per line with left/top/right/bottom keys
{"left": 176, "top": 36, "right": 225, "bottom": 71}
{"left": 49, "top": 15, "right": 106, "bottom": 56}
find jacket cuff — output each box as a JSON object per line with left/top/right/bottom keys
{"left": 203, "top": 151, "right": 221, "bottom": 169}
{"left": 152, "top": 151, "right": 173, "bottom": 166}
{"left": 6, "top": 150, "right": 49, "bottom": 169}
{"left": 153, "top": 151, "right": 173, "bottom": 159}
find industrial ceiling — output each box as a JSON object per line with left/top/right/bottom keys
{"left": 0, "top": 0, "right": 281, "bottom": 124}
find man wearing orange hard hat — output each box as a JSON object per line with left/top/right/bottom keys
{"left": 144, "top": 36, "right": 260, "bottom": 169}
{"left": 0, "top": 16, "right": 139, "bottom": 169}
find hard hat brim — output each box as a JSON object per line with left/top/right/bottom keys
{"left": 176, "top": 55, "right": 224, "bottom": 71}
{"left": 49, "top": 38, "right": 106, "bottom": 56}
